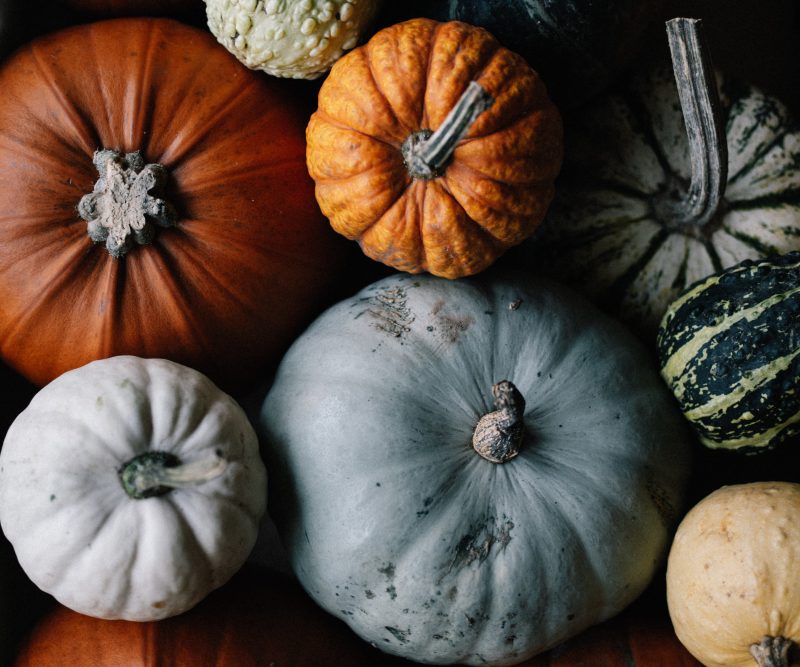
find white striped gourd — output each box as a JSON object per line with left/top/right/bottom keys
{"left": 657, "top": 252, "right": 800, "bottom": 453}
{"left": 526, "top": 19, "right": 800, "bottom": 336}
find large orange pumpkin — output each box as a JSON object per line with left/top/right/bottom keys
{"left": 0, "top": 18, "right": 347, "bottom": 391}
{"left": 12, "top": 566, "right": 403, "bottom": 666}
{"left": 306, "top": 18, "right": 563, "bottom": 279}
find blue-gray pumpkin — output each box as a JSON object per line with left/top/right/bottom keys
{"left": 260, "top": 271, "right": 691, "bottom": 665}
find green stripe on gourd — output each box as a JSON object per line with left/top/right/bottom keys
{"left": 658, "top": 251, "right": 800, "bottom": 452}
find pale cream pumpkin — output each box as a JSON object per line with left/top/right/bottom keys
{"left": 666, "top": 482, "right": 800, "bottom": 667}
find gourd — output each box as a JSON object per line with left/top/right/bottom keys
{"left": 305, "top": 18, "right": 563, "bottom": 279}
{"left": 0, "top": 17, "right": 347, "bottom": 391}
{"left": 205, "top": 0, "right": 382, "bottom": 80}
{"left": 526, "top": 18, "right": 800, "bottom": 336}
{"left": 413, "top": 0, "right": 664, "bottom": 108}
{"left": 0, "top": 356, "right": 267, "bottom": 621}
{"left": 657, "top": 252, "right": 800, "bottom": 454}
{"left": 259, "top": 271, "right": 691, "bottom": 665}
{"left": 13, "top": 566, "right": 397, "bottom": 666}
{"left": 666, "top": 482, "right": 800, "bottom": 667}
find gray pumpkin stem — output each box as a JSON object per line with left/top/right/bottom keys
{"left": 118, "top": 451, "right": 227, "bottom": 500}
{"left": 656, "top": 18, "right": 727, "bottom": 229}
{"left": 402, "top": 81, "right": 494, "bottom": 180}
{"left": 78, "top": 149, "right": 176, "bottom": 258}
{"left": 472, "top": 380, "right": 525, "bottom": 463}
{"left": 750, "top": 636, "right": 793, "bottom": 667}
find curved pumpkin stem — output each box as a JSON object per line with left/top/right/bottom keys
{"left": 118, "top": 451, "right": 227, "bottom": 499}
{"left": 402, "top": 81, "right": 494, "bottom": 180}
{"left": 750, "top": 636, "right": 793, "bottom": 667}
{"left": 472, "top": 380, "right": 525, "bottom": 463}
{"left": 655, "top": 18, "right": 727, "bottom": 230}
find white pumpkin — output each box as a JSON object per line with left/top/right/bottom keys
{"left": 0, "top": 356, "right": 267, "bottom": 621}
{"left": 260, "top": 271, "right": 691, "bottom": 665}
{"left": 525, "top": 19, "right": 800, "bottom": 335}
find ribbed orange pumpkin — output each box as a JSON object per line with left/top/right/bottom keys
{"left": 306, "top": 19, "right": 563, "bottom": 279}
{"left": 0, "top": 18, "right": 347, "bottom": 391}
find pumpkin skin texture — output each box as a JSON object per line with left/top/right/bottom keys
{"left": 260, "top": 271, "right": 691, "bottom": 665}
{"left": 526, "top": 68, "right": 800, "bottom": 337}
{"left": 0, "top": 356, "right": 267, "bottom": 622}
{"left": 666, "top": 482, "right": 800, "bottom": 667}
{"left": 417, "top": 0, "right": 664, "bottom": 109}
{"left": 13, "top": 566, "right": 401, "bottom": 667}
{"left": 0, "top": 18, "right": 347, "bottom": 391}
{"left": 657, "top": 252, "right": 800, "bottom": 454}
{"left": 306, "top": 18, "right": 563, "bottom": 279}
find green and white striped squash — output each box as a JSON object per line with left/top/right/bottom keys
{"left": 526, "top": 66, "right": 800, "bottom": 336}
{"left": 657, "top": 252, "right": 800, "bottom": 453}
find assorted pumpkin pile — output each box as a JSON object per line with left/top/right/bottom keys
{"left": 0, "top": 1, "right": 798, "bottom": 666}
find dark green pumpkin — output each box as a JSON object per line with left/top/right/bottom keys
{"left": 657, "top": 252, "right": 800, "bottom": 453}
{"left": 379, "top": 0, "right": 664, "bottom": 107}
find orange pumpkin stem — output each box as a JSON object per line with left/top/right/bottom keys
{"left": 401, "top": 81, "right": 494, "bottom": 180}
{"left": 472, "top": 380, "right": 525, "bottom": 463}
{"left": 78, "top": 149, "right": 176, "bottom": 258}
{"left": 750, "top": 636, "right": 793, "bottom": 667}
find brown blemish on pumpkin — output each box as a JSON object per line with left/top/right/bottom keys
{"left": 355, "top": 287, "right": 415, "bottom": 339}
{"left": 447, "top": 516, "right": 514, "bottom": 574}
{"left": 429, "top": 299, "right": 474, "bottom": 344}
{"left": 152, "top": 600, "right": 166, "bottom": 609}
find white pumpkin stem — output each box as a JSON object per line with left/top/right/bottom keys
{"left": 78, "top": 149, "right": 176, "bottom": 259}
{"left": 119, "top": 451, "right": 227, "bottom": 500}
{"left": 402, "top": 81, "right": 494, "bottom": 180}
{"left": 657, "top": 18, "right": 727, "bottom": 229}
{"left": 472, "top": 380, "right": 525, "bottom": 463}
{"left": 750, "top": 636, "right": 793, "bottom": 667}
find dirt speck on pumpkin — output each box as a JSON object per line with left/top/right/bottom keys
{"left": 509, "top": 299, "right": 522, "bottom": 311}
{"left": 152, "top": 600, "right": 166, "bottom": 609}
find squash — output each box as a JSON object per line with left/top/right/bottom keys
{"left": 259, "top": 271, "right": 691, "bottom": 665}
{"left": 657, "top": 252, "right": 800, "bottom": 454}
{"left": 408, "top": 0, "right": 664, "bottom": 108}
{"left": 0, "top": 17, "right": 347, "bottom": 391}
{"left": 205, "top": 0, "right": 382, "bottom": 80}
{"left": 0, "top": 356, "right": 267, "bottom": 621}
{"left": 525, "top": 18, "right": 800, "bottom": 336}
{"left": 13, "top": 565, "right": 400, "bottom": 666}
{"left": 666, "top": 481, "right": 800, "bottom": 667}
{"left": 306, "top": 18, "right": 563, "bottom": 279}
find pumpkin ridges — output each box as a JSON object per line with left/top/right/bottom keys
{"left": 422, "top": 21, "right": 501, "bottom": 132}
{"left": 359, "top": 182, "right": 426, "bottom": 272}
{"left": 364, "top": 18, "right": 436, "bottom": 132}
{"left": 317, "top": 48, "right": 409, "bottom": 146}
{"left": 27, "top": 46, "right": 99, "bottom": 156}
{"left": 418, "top": 181, "right": 503, "bottom": 277}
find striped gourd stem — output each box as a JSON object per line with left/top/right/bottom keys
{"left": 655, "top": 18, "right": 727, "bottom": 231}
